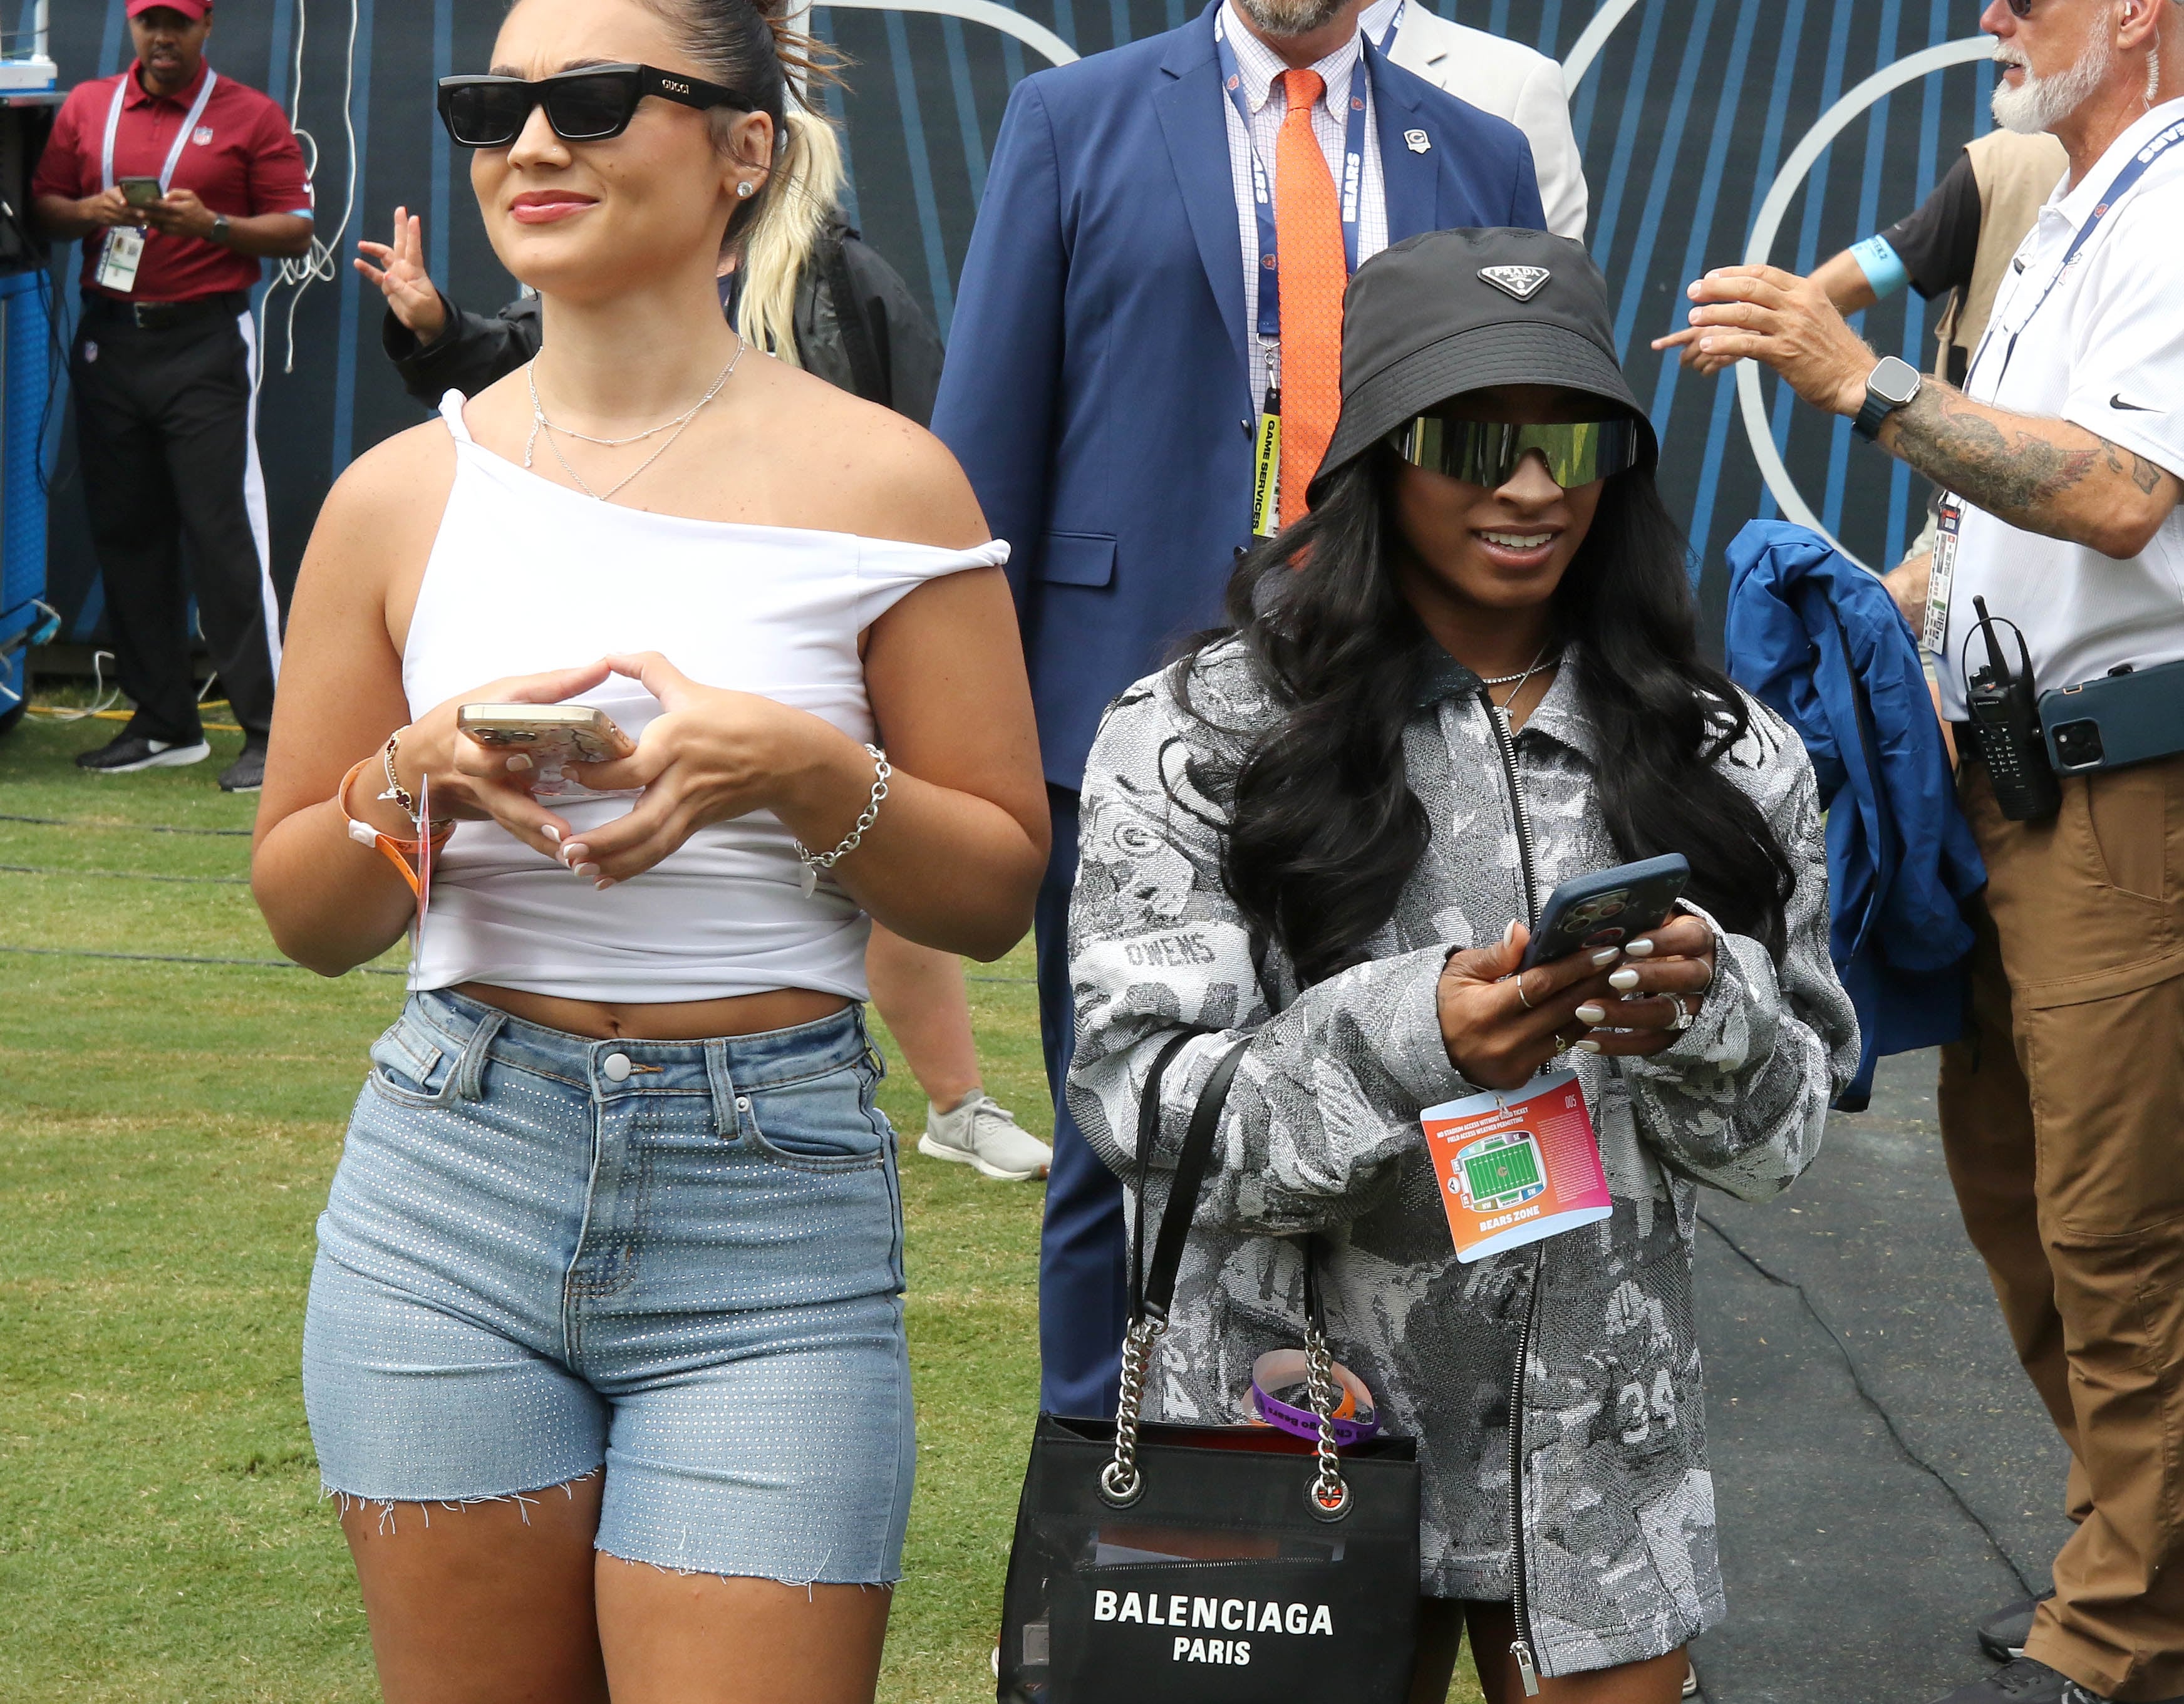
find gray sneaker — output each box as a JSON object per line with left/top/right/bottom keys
{"left": 917, "top": 1089, "right": 1052, "bottom": 1181}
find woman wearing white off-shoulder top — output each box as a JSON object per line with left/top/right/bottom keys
{"left": 249, "top": 0, "right": 1044, "bottom": 1698}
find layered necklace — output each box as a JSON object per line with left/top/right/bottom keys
{"left": 1479, "top": 644, "right": 1560, "bottom": 701}
{"left": 524, "top": 336, "right": 746, "bottom": 502}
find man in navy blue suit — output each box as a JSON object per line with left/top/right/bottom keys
{"left": 932, "top": 0, "right": 1545, "bottom": 1418}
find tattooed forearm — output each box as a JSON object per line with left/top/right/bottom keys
{"left": 2104, "top": 438, "right": 2168, "bottom": 497}
{"left": 1882, "top": 386, "right": 2104, "bottom": 527}
{"left": 1877, "top": 381, "right": 2183, "bottom": 551}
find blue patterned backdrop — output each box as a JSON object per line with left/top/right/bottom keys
{"left": 39, "top": 0, "right": 2002, "bottom": 643}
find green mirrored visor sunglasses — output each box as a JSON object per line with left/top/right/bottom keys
{"left": 1387, "top": 416, "right": 1644, "bottom": 490}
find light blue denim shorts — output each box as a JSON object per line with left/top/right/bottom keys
{"left": 301, "top": 989, "right": 914, "bottom": 1585}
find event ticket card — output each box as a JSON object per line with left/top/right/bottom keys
{"left": 1421, "top": 1069, "right": 1612, "bottom": 1264}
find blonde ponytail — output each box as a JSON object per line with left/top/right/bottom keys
{"left": 634, "top": 0, "right": 850, "bottom": 364}
{"left": 735, "top": 103, "right": 846, "bottom": 368}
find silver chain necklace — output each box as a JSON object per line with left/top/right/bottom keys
{"left": 524, "top": 339, "right": 745, "bottom": 502}
{"left": 1479, "top": 646, "right": 1558, "bottom": 693}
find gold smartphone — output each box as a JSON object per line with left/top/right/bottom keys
{"left": 457, "top": 703, "right": 636, "bottom": 764}
{"left": 118, "top": 177, "right": 163, "bottom": 209}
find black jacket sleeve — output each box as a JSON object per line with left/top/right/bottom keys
{"left": 381, "top": 291, "right": 544, "bottom": 410}
{"left": 794, "top": 224, "right": 945, "bottom": 427}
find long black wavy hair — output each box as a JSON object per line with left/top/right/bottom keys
{"left": 1172, "top": 448, "right": 1794, "bottom": 988}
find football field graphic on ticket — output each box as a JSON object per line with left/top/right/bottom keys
{"left": 1422, "top": 1069, "right": 1613, "bottom": 1263}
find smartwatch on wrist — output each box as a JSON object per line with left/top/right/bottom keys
{"left": 210, "top": 212, "right": 231, "bottom": 245}
{"left": 1855, "top": 355, "right": 1922, "bottom": 441}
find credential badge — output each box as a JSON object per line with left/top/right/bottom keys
{"left": 1403, "top": 128, "right": 1430, "bottom": 154}
{"left": 1479, "top": 264, "right": 1551, "bottom": 302}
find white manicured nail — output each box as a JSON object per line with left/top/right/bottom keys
{"left": 506, "top": 753, "right": 533, "bottom": 772}
{"left": 576, "top": 862, "right": 601, "bottom": 880}
{"left": 1503, "top": 919, "right": 1519, "bottom": 947}
{"left": 1575, "top": 1003, "right": 1608, "bottom": 1025}
{"left": 1590, "top": 948, "right": 1622, "bottom": 967}
{"left": 1573, "top": 1038, "right": 1603, "bottom": 1054}
{"left": 542, "top": 825, "right": 561, "bottom": 844}
{"left": 1609, "top": 968, "right": 1641, "bottom": 991}
{"left": 1625, "top": 939, "right": 1657, "bottom": 958}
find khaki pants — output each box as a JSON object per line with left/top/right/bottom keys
{"left": 1939, "top": 755, "right": 2184, "bottom": 1701}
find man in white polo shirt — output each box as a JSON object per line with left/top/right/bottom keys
{"left": 1668, "top": 3, "right": 2184, "bottom": 1703}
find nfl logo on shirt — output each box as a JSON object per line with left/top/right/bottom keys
{"left": 192, "top": 125, "right": 214, "bottom": 145}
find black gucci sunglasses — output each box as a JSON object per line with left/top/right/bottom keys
{"left": 436, "top": 63, "right": 755, "bottom": 148}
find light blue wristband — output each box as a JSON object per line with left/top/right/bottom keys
{"left": 1850, "top": 234, "right": 1910, "bottom": 299}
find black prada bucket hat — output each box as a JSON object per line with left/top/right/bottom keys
{"left": 1307, "top": 227, "right": 1659, "bottom": 505}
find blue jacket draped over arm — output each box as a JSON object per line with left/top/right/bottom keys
{"left": 1725, "top": 520, "right": 1987, "bottom": 1110}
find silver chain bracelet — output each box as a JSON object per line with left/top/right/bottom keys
{"left": 795, "top": 744, "right": 891, "bottom": 897}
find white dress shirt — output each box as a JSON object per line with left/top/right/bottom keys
{"left": 1219, "top": 0, "right": 1389, "bottom": 410}
{"left": 1939, "top": 98, "right": 2184, "bottom": 718}
{"left": 1363, "top": 0, "right": 1588, "bottom": 243}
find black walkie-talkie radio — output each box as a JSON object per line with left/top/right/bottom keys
{"left": 1964, "top": 596, "right": 2061, "bottom": 822}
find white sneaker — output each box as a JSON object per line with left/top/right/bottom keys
{"left": 917, "top": 1088, "right": 1052, "bottom": 1181}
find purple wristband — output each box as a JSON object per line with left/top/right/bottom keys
{"left": 1248, "top": 1350, "right": 1382, "bottom": 1448}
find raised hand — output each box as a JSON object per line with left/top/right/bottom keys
{"left": 1656, "top": 265, "right": 1876, "bottom": 417}
{"left": 353, "top": 207, "right": 448, "bottom": 341}
{"left": 1648, "top": 323, "right": 1742, "bottom": 376}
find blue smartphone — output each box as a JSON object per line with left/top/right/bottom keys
{"left": 1516, "top": 853, "right": 1690, "bottom": 971}
{"left": 2040, "top": 657, "right": 2184, "bottom": 774}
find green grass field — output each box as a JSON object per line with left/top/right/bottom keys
{"left": 0, "top": 707, "right": 1484, "bottom": 1703}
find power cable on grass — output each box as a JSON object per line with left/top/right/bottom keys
{"left": 0, "top": 943, "right": 404, "bottom": 974}
{"left": 0, "top": 863, "right": 249, "bottom": 884}
{"left": 0, "top": 813, "right": 252, "bottom": 837}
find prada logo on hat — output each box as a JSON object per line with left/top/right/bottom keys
{"left": 1479, "top": 265, "right": 1551, "bottom": 302}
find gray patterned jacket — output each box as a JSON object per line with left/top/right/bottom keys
{"left": 1065, "top": 641, "right": 1858, "bottom": 1679}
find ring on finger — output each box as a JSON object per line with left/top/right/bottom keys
{"left": 1515, "top": 975, "right": 1536, "bottom": 1012}
{"left": 1669, "top": 994, "right": 1695, "bottom": 1033}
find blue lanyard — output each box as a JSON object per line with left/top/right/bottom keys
{"left": 1215, "top": 8, "right": 1380, "bottom": 344}
{"left": 1968, "top": 113, "right": 2184, "bottom": 395}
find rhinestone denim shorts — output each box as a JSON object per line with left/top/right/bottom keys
{"left": 301, "top": 989, "right": 914, "bottom": 1584}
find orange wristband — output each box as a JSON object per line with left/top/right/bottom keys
{"left": 338, "top": 755, "right": 451, "bottom": 899}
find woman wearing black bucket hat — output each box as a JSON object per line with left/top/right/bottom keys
{"left": 1065, "top": 229, "right": 1856, "bottom": 1701}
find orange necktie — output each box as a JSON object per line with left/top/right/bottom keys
{"left": 1274, "top": 66, "right": 1345, "bottom": 527}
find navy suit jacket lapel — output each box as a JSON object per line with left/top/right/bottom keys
{"left": 1156, "top": 6, "right": 1248, "bottom": 391}
{"left": 1368, "top": 41, "right": 1440, "bottom": 240}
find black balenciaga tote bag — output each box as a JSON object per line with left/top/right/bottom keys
{"left": 996, "top": 1036, "right": 1421, "bottom": 1703}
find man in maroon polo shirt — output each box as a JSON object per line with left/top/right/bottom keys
{"left": 33, "top": 0, "right": 313, "bottom": 791}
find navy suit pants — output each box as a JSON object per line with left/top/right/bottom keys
{"left": 1034, "top": 783, "right": 1129, "bottom": 1418}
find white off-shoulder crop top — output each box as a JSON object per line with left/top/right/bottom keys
{"left": 400, "top": 391, "right": 1008, "bottom": 1003}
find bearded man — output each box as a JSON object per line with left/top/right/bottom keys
{"left": 933, "top": 0, "right": 1543, "bottom": 1422}
{"left": 1669, "top": 3, "right": 2184, "bottom": 1701}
